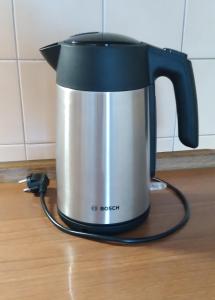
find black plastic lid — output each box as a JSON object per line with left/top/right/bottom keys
{"left": 64, "top": 32, "right": 140, "bottom": 46}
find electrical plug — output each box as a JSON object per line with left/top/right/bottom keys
{"left": 19, "top": 173, "right": 49, "bottom": 196}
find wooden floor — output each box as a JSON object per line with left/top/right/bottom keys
{"left": 0, "top": 168, "right": 215, "bottom": 300}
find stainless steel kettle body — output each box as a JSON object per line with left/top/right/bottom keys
{"left": 56, "top": 86, "right": 150, "bottom": 232}
{"left": 40, "top": 32, "right": 198, "bottom": 234}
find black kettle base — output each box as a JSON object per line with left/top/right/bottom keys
{"left": 58, "top": 207, "right": 150, "bottom": 235}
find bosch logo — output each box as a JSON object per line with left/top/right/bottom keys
{"left": 100, "top": 206, "right": 120, "bottom": 211}
{"left": 91, "top": 205, "right": 120, "bottom": 212}
{"left": 91, "top": 205, "right": 98, "bottom": 211}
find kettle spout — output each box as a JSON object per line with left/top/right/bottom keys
{"left": 40, "top": 43, "right": 61, "bottom": 70}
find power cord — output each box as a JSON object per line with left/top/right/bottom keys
{"left": 19, "top": 173, "right": 190, "bottom": 245}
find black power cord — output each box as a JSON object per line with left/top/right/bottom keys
{"left": 20, "top": 173, "right": 190, "bottom": 245}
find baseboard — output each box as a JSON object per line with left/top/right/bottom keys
{"left": 157, "top": 149, "right": 215, "bottom": 171}
{"left": 0, "top": 149, "right": 214, "bottom": 182}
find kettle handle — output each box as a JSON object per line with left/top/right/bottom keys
{"left": 147, "top": 46, "right": 199, "bottom": 177}
{"left": 148, "top": 85, "right": 157, "bottom": 178}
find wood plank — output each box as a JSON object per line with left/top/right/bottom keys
{"left": 0, "top": 168, "right": 215, "bottom": 299}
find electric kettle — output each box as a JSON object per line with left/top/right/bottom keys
{"left": 40, "top": 32, "right": 198, "bottom": 234}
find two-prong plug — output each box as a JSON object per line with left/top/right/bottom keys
{"left": 19, "top": 173, "right": 49, "bottom": 196}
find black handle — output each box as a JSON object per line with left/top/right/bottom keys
{"left": 147, "top": 46, "right": 199, "bottom": 177}
{"left": 148, "top": 85, "right": 157, "bottom": 178}
{"left": 148, "top": 46, "right": 199, "bottom": 147}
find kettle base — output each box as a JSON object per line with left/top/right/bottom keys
{"left": 58, "top": 207, "right": 150, "bottom": 234}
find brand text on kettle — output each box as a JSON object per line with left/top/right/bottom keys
{"left": 91, "top": 206, "right": 120, "bottom": 211}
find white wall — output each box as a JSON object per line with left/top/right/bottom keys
{"left": 0, "top": 0, "right": 214, "bottom": 161}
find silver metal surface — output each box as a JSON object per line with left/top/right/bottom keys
{"left": 18, "top": 179, "right": 27, "bottom": 184}
{"left": 150, "top": 181, "right": 167, "bottom": 191}
{"left": 56, "top": 86, "right": 150, "bottom": 224}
